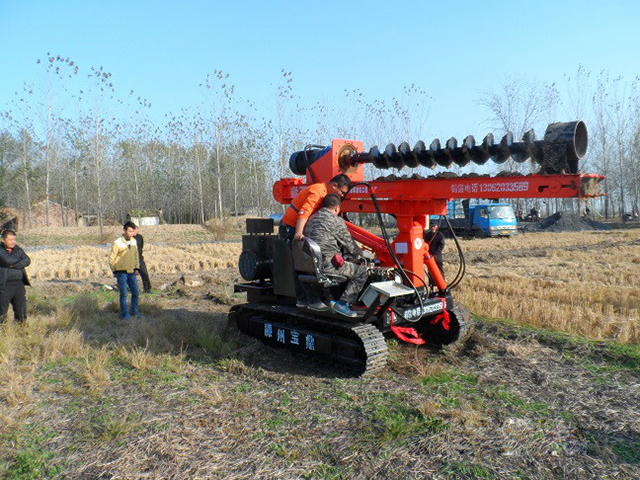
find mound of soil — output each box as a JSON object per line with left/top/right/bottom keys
{"left": 524, "top": 212, "right": 611, "bottom": 233}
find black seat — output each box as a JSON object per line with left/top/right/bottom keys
{"left": 292, "top": 238, "right": 347, "bottom": 287}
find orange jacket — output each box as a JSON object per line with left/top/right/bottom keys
{"left": 281, "top": 182, "right": 328, "bottom": 227}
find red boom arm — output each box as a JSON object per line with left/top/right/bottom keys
{"left": 274, "top": 135, "right": 603, "bottom": 291}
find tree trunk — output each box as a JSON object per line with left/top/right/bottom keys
{"left": 21, "top": 133, "right": 33, "bottom": 228}
{"left": 195, "top": 145, "right": 205, "bottom": 224}
{"left": 95, "top": 119, "right": 104, "bottom": 238}
{"left": 215, "top": 136, "right": 223, "bottom": 220}
{"left": 134, "top": 167, "right": 140, "bottom": 207}
{"left": 45, "top": 150, "right": 50, "bottom": 226}
{"left": 45, "top": 103, "right": 52, "bottom": 227}
{"left": 233, "top": 164, "right": 238, "bottom": 216}
{"left": 74, "top": 158, "right": 79, "bottom": 225}
{"left": 60, "top": 175, "right": 66, "bottom": 227}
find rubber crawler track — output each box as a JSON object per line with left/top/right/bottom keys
{"left": 229, "top": 302, "right": 473, "bottom": 375}
{"left": 230, "top": 304, "right": 389, "bottom": 376}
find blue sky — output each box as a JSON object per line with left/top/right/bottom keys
{"left": 1, "top": 0, "right": 638, "bottom": 141}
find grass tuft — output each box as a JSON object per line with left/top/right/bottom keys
{"left": 0, "top": 366, "right": 34, "bottom": 407}
{"left": 79, "top": 346, "right": 111, "bottom": 393}
{"left": 441, "top": 461, "right": 494, "bottom": 479}
{"left": 216, "top": 358, "right": 247, "bottom": 374}
{"left": 363, "top": 392, "right": 448, "bottom": 444}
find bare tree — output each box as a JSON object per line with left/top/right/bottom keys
{"left": 36, "top": 54, "right": 77, "bottom": 226}
{"left": 85, "top": 66, "right": 115, "bottom": 236}
{"left": 479, "top": 77, "right": 560, "bottom": 215}
{"left": 275, "top": 70, "right": 294, "bottom": 180}
{"left": 592, "top": 71, "right": 613, "bottom": 218}
{"left": 201, "top": 70, "right": 236, "bottom": 220}
{"left": 563, "top": 65, "right": 591, "bottom": 122}
{"left": 4, "top": 83, "right": 38, "bottom": 227}
{"left": 0, "top": 128, "right": 18, "bottom": 208}
{"left": 480, "top": 76, "right": 559, "bottom": 144}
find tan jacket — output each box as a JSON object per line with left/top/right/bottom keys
{"left": 109, "top": 236, "right": 140, "bottom": 273}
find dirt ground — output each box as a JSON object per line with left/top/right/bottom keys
{"left": 1, "top": 228, "right": 638, "bottom": 479}
{"left": 1, "top": 267, "right": 633, "bottom": 479}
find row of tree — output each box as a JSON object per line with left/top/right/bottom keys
{"left": 0, "top": 57, "right": 638, "bottom": 232}
{"left": 0, "top": 60, "right": 280, "bottom": 232}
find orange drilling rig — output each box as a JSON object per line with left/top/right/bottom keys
{"left": 232, "top": 120, "right": 602, "bottom": 375}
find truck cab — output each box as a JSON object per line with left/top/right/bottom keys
{"left": 443, "top": 201, "right": 518, "bottom": 237}
{"left": 469, "top": 203, "right": 518, "bottom": 237}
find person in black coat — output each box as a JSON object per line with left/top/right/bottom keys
{"left": 424, "top": 222, "right": 445, "bottom": 279}
{"left": 0, "top": 229, "right": 31, "bottom": 323}
{"left": 133, "top": 225, "right": 152, "bottom": 293}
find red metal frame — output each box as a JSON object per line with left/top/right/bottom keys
{"left": 274, "top": 140, "right": 604, "bottom": 290}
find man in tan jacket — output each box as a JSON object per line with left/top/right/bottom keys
{"left": 109, "top": 221, "right": 141, "bottom": 319}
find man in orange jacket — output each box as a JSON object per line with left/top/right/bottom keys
{"left": 279, "top": 174, "right": 352, "bottom": 244}
{"left": 278, "top": 174, "right": 351, "bottom": 310}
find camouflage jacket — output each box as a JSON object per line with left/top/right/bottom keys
{"left": 304, "top": 208, "right": 363, "bottom": 267}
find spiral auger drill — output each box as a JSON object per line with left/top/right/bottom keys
{"left": 233, "top": 120, "right": 603, "bottom": 375}
{"left": 290, "top": 120, "right": 588, "bottom": 175}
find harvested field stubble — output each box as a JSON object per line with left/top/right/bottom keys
{"left": 21, "top": 222, "right": 246, "bottom": 246}
{"left": 0, "top": 293, "right": 637, "bottom": 479}
{"left": 450, "top": 230, "right": 640, "bottom": 343}
{"left": 0, "top": 249, "right": 638, "bottom": 479}
{"left": 27, "top": 243, "right": 242, "bottom": 281}
{"left": 22, "top": 227, "right": 640, "bottom": 343}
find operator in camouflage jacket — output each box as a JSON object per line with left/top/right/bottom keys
{"left": 303, "top": 194, "right": 367, "bottom": 317}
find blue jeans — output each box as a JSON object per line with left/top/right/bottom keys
{"left": 115, "top": 273, "right": 140, "bottom": 319}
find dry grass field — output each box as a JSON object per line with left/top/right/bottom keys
{"left": 451, "top": 229, "right": 640, "bottom": 344}
{"left": 23, "top": 225, "right": 640, "bottom": 344}
{"left": 0, "top": 224, "right": 638, "bottom": 479}
{"left": 19, "top": 216, "right": 248, "bottom": 246}
{"left": 27, "top": 243, "right": 242, "bottom": 281}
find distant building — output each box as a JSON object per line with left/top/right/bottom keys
{"left": 130, "top": 216, "right": 160, "bottom": 226}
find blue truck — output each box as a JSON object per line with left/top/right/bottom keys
{"left": 443, "top": 200, "right": 518, "bottom": 238}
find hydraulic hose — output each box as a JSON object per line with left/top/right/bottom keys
{"left": 442, "top": 215, "right": 466, "bottom": 289}
{"left": 348, "top": 182, "right": 426, "bottom": 321}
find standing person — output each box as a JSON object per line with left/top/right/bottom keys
{"left": 133, "top": 225, "right": 151, "bottom": 293}
{"left": 109, "top": 221, "right": 141, "bottom": 320}
{"left": 0, "top": 229, "right": 31, "bottom": 323}
{"left": 529, "top": 208, "right": 539, "bottom": 221}
{"left": 424, "top": 222, "right": 445, "bottom": 279}
{"left": 279, "top": 174, "right": 352, "bottom": 244}
{"left": 304, "top": 194, "right": 367, "bottom": 318}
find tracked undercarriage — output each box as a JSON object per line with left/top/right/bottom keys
{"left": 230, "top": 297, "right": 474, "bottom": 375}
{"left": 233, "top": 223, "right": 475, "bottom": 375}
{"left": 229, "top": 303, "right": 390, "bottom": 375}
